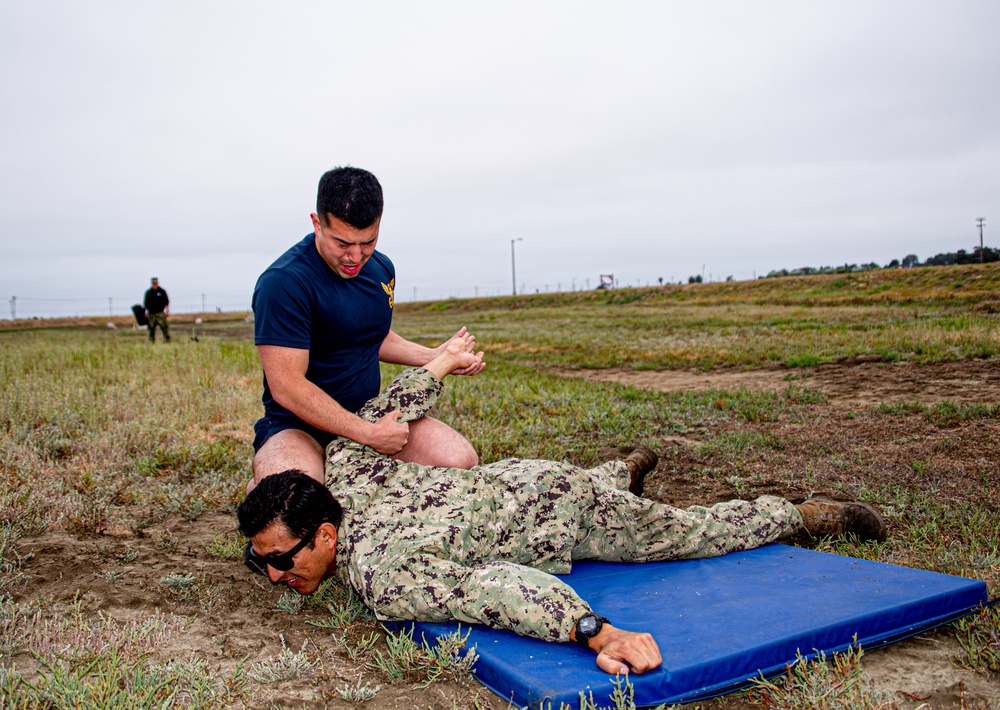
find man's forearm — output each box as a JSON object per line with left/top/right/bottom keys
{"left": 378, "top": 330, "right": 437, "bottom": 367}
{"left": 259, "top": 344, "right": 380, "bottom": 445}
{"left": 272, "top": 378, "right": 375, "bottom": 443}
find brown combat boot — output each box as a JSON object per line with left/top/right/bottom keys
{"left": 624, "top": 446, "right": 659, "bottom": 496}
{"left": 795, "top": 497, "right": 887, "bottom": 542}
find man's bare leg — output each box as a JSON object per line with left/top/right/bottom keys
{"left": 249, "top": 417, "right": 478, "bottom": 493}
{"left": 249, "top": 429, "right": 325, "bottom": 493}
{"left": 395, "top": 416, "right": 478, "bottom": 469}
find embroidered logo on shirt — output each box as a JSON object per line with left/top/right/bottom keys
{"left": 382, "top": 278, "right": 395, "bottom": 309}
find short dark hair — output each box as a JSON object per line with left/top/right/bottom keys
{"left": 237, "top": 470, "right": 343, "bottom": 540}
{"left": 316, "top": 167, "right": 383, "bottom": 229}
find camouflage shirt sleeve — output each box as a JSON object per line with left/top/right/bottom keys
{"left": 356, "top": 367, "right": 443, "bottom": 424}
{"left": 325, "top": 368, "right": 440, "bottom": 489}
{"left": 358, "top": 552, "right": 591, "bottom": 643}
{"left": 326, "top": 367, "right": 442, "bottom": 481}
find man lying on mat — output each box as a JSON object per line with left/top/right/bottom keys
{"left": 238, "top": 334, "right": 887, "bottom": 675}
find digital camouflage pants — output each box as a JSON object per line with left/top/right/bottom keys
{"left": 148, "top": 312, "right": 170, "bottom": 342}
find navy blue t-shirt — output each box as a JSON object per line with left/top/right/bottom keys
{"left": 252, "top": 234, "right": 395, "bottom": 423}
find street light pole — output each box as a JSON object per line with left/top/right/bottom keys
{"left": 977, "top": 217, "right": 986, "bottom": 264}
{"left": 511, "top": 238, "right": 523, "bottom": 295}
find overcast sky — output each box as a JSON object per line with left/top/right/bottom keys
{"left": 2, "top": 1, "right": 998, "bottom": 319}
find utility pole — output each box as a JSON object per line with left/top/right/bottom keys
{"left": 202, "top": 293, "right": 207, "bottom": 312}
{"left": 109, "top": 297, "right": 113, "bottom": 316}
{"left": 9, "top": 296, "right": 15, "bottom": 320}
{"left": 511, "top": 238, "right": 523, "bottom": 295}
{"left": 977, "top": 217, "right": 986, "bottom": 263}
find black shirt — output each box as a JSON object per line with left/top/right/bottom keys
{"left": 144, "top": 287, "right": 169, "bottom": 314}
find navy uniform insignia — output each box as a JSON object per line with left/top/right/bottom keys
{"left": 382, "top": 278, "right": 395, "bottom": 308}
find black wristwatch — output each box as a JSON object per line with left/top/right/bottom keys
{"left": 574, "top": 613, "right": 608, "bottom": 649}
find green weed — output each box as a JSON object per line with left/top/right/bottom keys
{"left": 0, "top": 594, "right": 193, "bottom": 702}
{"left": 0, "top": 526, "right": 30, "bottom": 595}
{"left": 338, "top": 630, "right": 380, "bottom": 662}
{"left": 725, "top": 474, "right": 748, "bottom": 496}
{"left": 369, "top": 625, "right": 479, "bottom": 689}
{"left": 951, "top": 605, "right": 1000, "bottom": 674}
{"left": 0, "top": 486, "right": 53, "bottom": 538}
{"left": 7, "top": 651, "right": 248, "bottom": 708}
{"left": 782, "top": 352, "right": 825, "bottom": 368}
{"left": 248, "top": 635, "right": 312, "bottom": 684}
{"left": 701, "top": 430, "right": 783, "bottom": 458}
{"left": 113, "top": 547, "right": 139, "bottom": 564}
{"left": 875, "top": 399, "right": 1000, "bottom": 427}
{"left": 335, "top": 677, "right": 382, "bottom": 702}
{"left": 306, "top": 580, "right": 375, "bottom": 628}
{"left": 93, "top": 570, "right": 126, "bottom": 583}
{"left": 275, "top": 591, "right": 303, "bottom": 614}
{"left": 202, "top": 530, "right": 246, "bottom": 560}
{"left": 153, "top": 530, "right": 179, "bottom": 552}
{"left": 156, "top": 573, "right": 227, "bottom": 612}
{"left": 160, "top": 572, "right": 196, "bottom": 589}
{"left": 747, "top": 645, "right": 896, "bottom": 709}
{"left": 566, "top": 674, "right": 671, "bottom": 710}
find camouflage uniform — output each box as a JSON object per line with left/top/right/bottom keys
{"left": 148, "top": 312, "right": 170, "bottom": 342}
{"left": 326, "top": 368, "right": 804, "bottom": 643}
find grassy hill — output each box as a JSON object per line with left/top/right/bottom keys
{"left": 397, "top": 262, "right": 1000, "bottom": 314}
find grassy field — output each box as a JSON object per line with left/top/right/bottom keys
{"left": 1, "top": 263, "right": 998, "bottom": 708}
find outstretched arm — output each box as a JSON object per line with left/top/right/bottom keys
{"left": 328, "top": 334, "right": 477, "bottom": 458}
{"left": 326, "top": 340, "right": 480, "bottom": 478}
{"left": 379, "top": 327, "right": 486, "bottom": 377}
{"left": 329, "top": 332, "right": 480, "bottom": 433}
{"left": 351, "top": 551, "right": 662, "bottom": 673}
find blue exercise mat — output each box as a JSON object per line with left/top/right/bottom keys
{"left": 402, "top": 544, "right": 989, "bottom": 709}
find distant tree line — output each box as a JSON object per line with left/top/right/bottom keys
{"left": 760, "top": 244, "right": 998, "bottom": 280}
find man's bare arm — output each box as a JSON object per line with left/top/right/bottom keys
{"left": 257, "top": 344, "right": 409, "bottom": 454}
{"left": 379, "top": 327, "right": 485, "bottom": 376}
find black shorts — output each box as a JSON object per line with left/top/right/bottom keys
{"left": 252, "top": 415, "right": 337, "bottom": 454}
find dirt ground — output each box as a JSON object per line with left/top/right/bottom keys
{"left": 10, "top": 359, "right": 1000, "bottom": 709}
{"left": 564, "top": 357, "right": 1000, "bottom": 408}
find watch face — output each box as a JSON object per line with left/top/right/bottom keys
{"left": 578, "top": 615, "right": 599, "bottom": 636}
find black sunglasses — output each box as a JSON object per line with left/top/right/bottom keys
{"left": 243, "top": 527, "right": 318, "bottom": 576}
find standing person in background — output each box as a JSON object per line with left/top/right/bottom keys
{"left": 143, "top": 277, "right": 170, "bottom": 343}
{"left": 249, "top": 166, "right": 485, "bottom": 491}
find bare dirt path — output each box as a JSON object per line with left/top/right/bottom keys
{"left": 558, "top": 358, "right": 1000, "bottom": 409}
